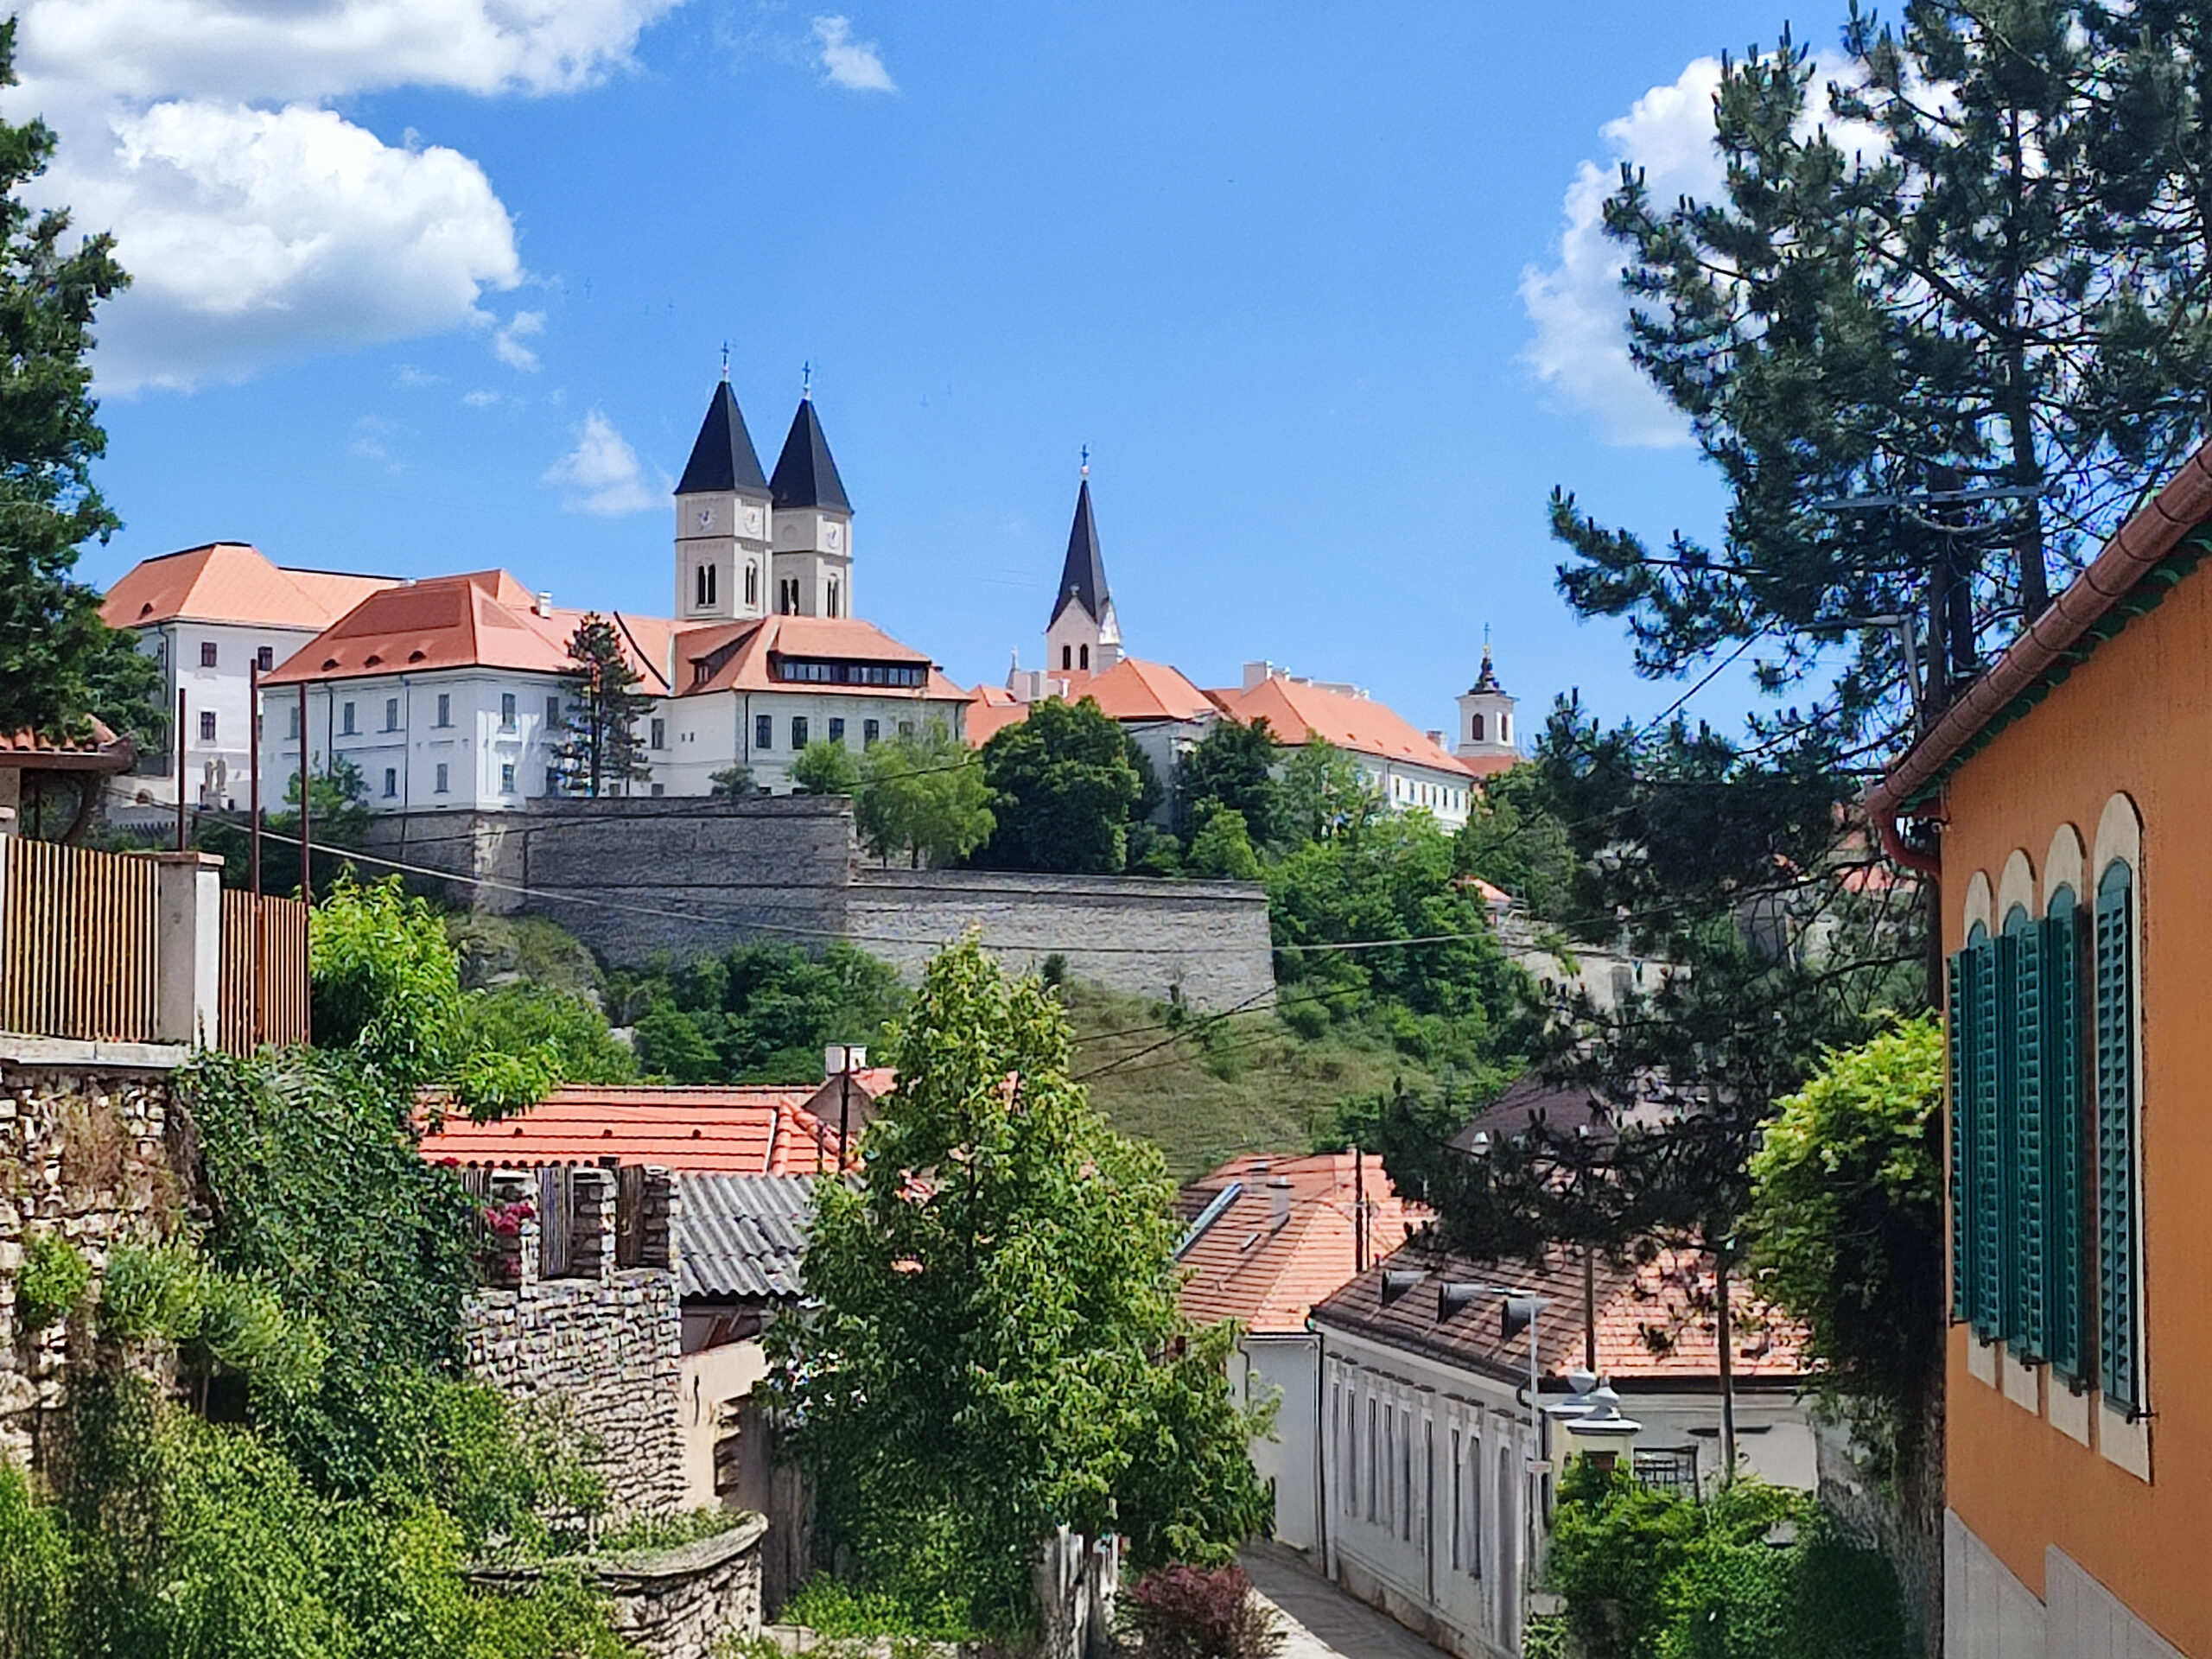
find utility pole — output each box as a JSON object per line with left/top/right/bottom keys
{"left": 174, "top": 689, "right": 188, "bottom": 852}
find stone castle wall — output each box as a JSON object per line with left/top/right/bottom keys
{"left": 461, "top": 1166, "right": 687, "bottom": 1524}
{"left": 0, "top": 1050, "right": 190, "bottom": 1472}
{"left": 365, "top": 801, "right": 1275, "bottom": 1009}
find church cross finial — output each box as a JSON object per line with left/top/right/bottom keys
{"left": 802, "top": 359, "right": 813, "bottom": 401}
{"left": 1080, "top": 443, "right": 1090, "bottom": 479}
{"left": 720, "top": 341, "right": 730, "bottom": 381}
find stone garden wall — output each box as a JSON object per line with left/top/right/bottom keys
{"left": 470, "top": 1512, "right": 768, "bottom": 1659}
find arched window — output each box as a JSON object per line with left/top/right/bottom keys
{"left": 744, "top": 563, "right": 759, "bottom": 607}
{"left": 1471, "top": 713, "right": 1484, "bottom": 741}
{"left": 1061, "top": 645, "right": 1072, "bottom": 671}
{"left": 1502, "top": 713, "right": 1512, "bottom": 743}
{"left": 2094, "top": 858, "right": 2140, "bottom": 1409}
{"left": 696, "top": 562, "right": 716, "bottom": 608}
{"left": 827, "top": 576, "right": 842, "bottom": 618}
{"left": 1079, "top": 643, "right": 1090, "bottom": 671}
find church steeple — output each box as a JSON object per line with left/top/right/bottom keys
{"left": 674, "top": 378, "right": 772, "bottom": 622}
{"left": 1044, "top": 467, "right": 1121, "bottom": 680}
{"left": 766, "top": 389, "right": 855, "bottom": 618}
{"left": 1455, "top": 638, "right": 1518, "bottom": 763}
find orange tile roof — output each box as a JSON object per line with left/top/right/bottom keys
{"left": 1313, "top": 1235, "right": 1808, "bottom": 1388}
{"left": 1082, "top": 657, "right": 1217, "bottom": 722}
{"left": 262, "top": 570, "right": 674, "bottom": 695}
{"left": 673, "top": 614, "right": 965, "bottom": 702}
{"left": 418, "top": 1084, "right": 857, "bottom": 1175}
{"left": 0, "top": 717, "right": 134, "bottom": 771}
{"left": 1176, "top": 1152, "right": 1426, "bottom": 1336}
{"left": 964, "top": 683, "right": 1030, "bottom": 744}
{"left": 1211, "top": 675, "right": 1478, "bottom": 779}
{"left": 101, "top": 543, "right": 397, "bottom": 631}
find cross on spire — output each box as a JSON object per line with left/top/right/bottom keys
{"left": 802, "top": 359, "right": 813, "bottom": 401}
{"left": 1080, "top": 443, "right": 1090, "bottom": 479}
{"left": 720, "top": 341, "right": 729, "bottom": 381}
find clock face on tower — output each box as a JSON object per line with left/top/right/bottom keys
{"left": 827, "top": 524, "right": 842, "bottom": 550}
{"left": 695, "top": 507, "right": 713, "bottom": 531}
{"left": 743, "top": 505, "right": 762, "bottom": 535}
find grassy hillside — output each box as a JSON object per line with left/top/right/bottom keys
{"left": 1061, "top": 982, "right": 1438, "bottom": 1183}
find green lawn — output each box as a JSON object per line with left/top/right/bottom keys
{"left": 1060, "top": 982, "right": 1439, "bottom": 1183}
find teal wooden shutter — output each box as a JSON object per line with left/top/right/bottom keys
{"left": 2012, "top": 914, "right": 2046, "bottom": 1359}
{"left": 1948, "top": 949, "right": 1974, "bottom": 1323}
{"left": 2094, "top": 863, "right": 2139, "bottom": 1408}
{"left": 2042, "top": 896, "right": 2084, "bottom": 1382}
{"left": 1971, "top": 934, "right": 2004, "bottom": 1339}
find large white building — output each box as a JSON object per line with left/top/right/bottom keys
{"left": 98, "top": 543, "right": 397, "bottom": 814}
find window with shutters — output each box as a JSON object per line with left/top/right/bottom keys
{"left": 1948, "top": 946, "right": 1975, "bottom": 1323}
{"left": 2044, "top": 888, "right": 2087, "bottom": 1382}
{"left": 1970, "top": 925, "right": 2005, "bottom": 1339}
{"left": 2007, "top": 905, "right": 2046, "bottom": 1359}
{"left": 2094, "top": 860, "right": 2140, "bottom": 1411}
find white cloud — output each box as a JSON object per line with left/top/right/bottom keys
{"left": 10, "top": 0, "right": 680, "bottom": 391}
{"left": 810, "top": 16, "right": 894, "bottom": 92}
{"left": 1520, "top": 53, "right": 1880, "bottom": 448}
{"left": 493, "top": 309, "right": 545, "bottom": 371}
{"left": 463, "top": 388, "right": 500, "bottom": 407}
{"left": 543, "top": 409, "right": 663, "bottom": 515}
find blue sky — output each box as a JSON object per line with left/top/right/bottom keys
{"left": 34, "top": 0, "right": 1853, "bottom": 738}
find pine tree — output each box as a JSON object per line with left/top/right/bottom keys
{"left": 550, "top": 614, "right": 652, "bottom": 798}
{"left": 0, "top": 21, "right": 136, "bottom": 741}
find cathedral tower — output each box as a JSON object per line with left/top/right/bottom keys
{"left": 1045, "top": 473, "right": 1122, "bottom": 680}
{"left": 1454, "top": 643, "right": 1518, "bottom": 764}
{"left": 768, "top": 393, "right": 854, "bottom": 618}
{"left": 673, "top": 378, "right": 773, "bottom": 622}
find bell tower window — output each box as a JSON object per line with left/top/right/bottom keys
{"left": 1062, "top": 645, "right": 1072, "bottom": 670}
{"left": 1471, "top": 714, "right": 1484, "bottom": 741}
{"left": 696, "top": 563, "right": 716, "bottom": 608}
{"left": 1079, "top": 644, "right": 1090, "bottom": 671}
{"left": 827, "top": 576, "right": 842, "bottom": 619}
{"left": 745, "top": 563, "right": 759, "bottom": 607}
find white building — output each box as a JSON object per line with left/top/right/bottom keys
{"left": 97, "top": 543, "right": 397, "bottom": 815}
{"left": 1312, "top": 1240, "right": 1814, "bottom": 1659}
{"left": 250, "top": 378, "right": 963, "bottom": 810}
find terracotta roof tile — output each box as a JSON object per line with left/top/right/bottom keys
{"left": 1210, "top": 676, "right": 1478, "bottom": 778}
{"left": 1176, "top": 1152, "right": 1426, "bottom": 1335}
{"left": 0, "top": 717, "right": 133, "bottom": 771}
{"left": 1081, "top": 658, "right": 1217, "bottom": 723}
{"left": 101, "top": 543, "right": 397, "bottom": 631}
{"left": 673, "top": 614, "right": 963, "bottom": 702}
{"left": 418, "top": 1084, "right": 857, "bottom": 1175}
{"left": 1313, "top": 1236, "right": 1808, "bottom": 1389}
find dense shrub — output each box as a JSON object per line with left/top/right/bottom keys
{"left": 16, "top": 1234, "right": 90, "bottom": 1332}
{"left": 617, "top": 941, "right": 905, "bottom": 1085}
{"left": 1121, "top": 1565, "right": 1283, "bottom": 1659}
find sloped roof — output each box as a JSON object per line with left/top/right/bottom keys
{"left": 100, "top": 543, "right": 398, "bottom": 631}
{"left": 1084, "top": 657, "right": 1217, "bottom": 723}
{"left": 1175, "top": 1152, "right": 1425, "bottom": 1337}
{"left": 678, "top": 1173, "right": 814, "bottom": 1300}
{"left": 1313, "top": 1236, "right": 1807, "bottom": 1389}
{"left": 0, "top": 717, "right": 134, "bottom": 772}
{"left": 674, "top": 614, "right": 963, "bottom": 701}
{"left": 1050, "top": 479, "right": 1110, "bottom": 628}
{"left": 261, "top": 570, "right": 673, "bottom": 694}
{"left": 676, "top": 381, "right": 771, "bottom": 498}
{"left": 1213, "top": 674, "right": 1477, "bottom": 778}
{"left": 769, "top": 398, "right": 851, "bottom": 513}
{"left": 418, "top": 1084, "right": 852, "bottom": 1175}
{"left": 964, "top": 683, "right": 1030, "bottom": 744}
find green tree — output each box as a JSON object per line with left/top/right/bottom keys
{"left": 791, "top": 737, "right": 862, "bottom": 796}
{"left": 1453, "top": 765, "right": 1575, "bottom": 915}
{"left": 551, "top": 613, "right": 652, "bottom": 798}
{"left": 855, "top": 729, "right": 995, "bottom": 868}
{"left": 709, "top": 764, "right": 761, "bottom": 799}
{"left": 0, "top": 22, "right": 132, "bottom": 744}
{"left": 454, "top": 984, "right": 635, "bottom": 1087}
{"left": 1185, "top": 807, "right": 1261, "bottom": 880}
{"left": 768, "top": 938, "right": 1269, "bottom": 1637}
{"left": 1174, "top": 716, "right": 1281, "bottom": 846}
{"left": 1745, "top": 1017, "right": 1943, "bottom": 1474}
{"left": 1276, "top": 736, "right": 1377, "bottom": 846}
{"left": 977, "top": 696, "right": 1142, "bottom": 874}
{"left": 620, "top": 940, "right": 906, "bottom": 1084}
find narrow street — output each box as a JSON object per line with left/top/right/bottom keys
{"left": 1241, "top": 1542, "right": 1456, "bottom": 1659}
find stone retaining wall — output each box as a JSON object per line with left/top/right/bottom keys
{"left": 470, "top": 1511, "right": 767, "bottom": 1659}
{"left": 0, "top": 1048, "right": 191, "bottom": 1472}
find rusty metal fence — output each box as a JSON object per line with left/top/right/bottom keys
{"left": 0, "top": 836, "right": 159, "bottom": 1043}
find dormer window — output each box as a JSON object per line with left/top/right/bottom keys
{"left": 694, "top": 662, "right": 712, "bottom": 687}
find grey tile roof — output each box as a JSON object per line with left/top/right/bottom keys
{"left": 1049, "top": 478, "right": 1109, "bottom": 627}
{"left": 679, "top": 1173, "right": 815, "bottom": 1300}
{"left": 676, "top": 380, "right": 771, "bottom": 498}
{"left": 769, "top": 397, "right": 851, "bottom": 513}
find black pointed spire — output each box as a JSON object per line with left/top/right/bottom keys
{"left": 1050, "top": 478, "right": 1109, "bottom": 626}
{"left": 676, "top": 381, "right": 770, "bottom": 498}
{"left": 770, "top": 397, "right": 851, "bottom": 513}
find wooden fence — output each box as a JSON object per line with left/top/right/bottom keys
{"left": 218, "top": 890, "right": 311, "bottom": 1053}
{"left": 0, "top": 836, "right": 159, "bottom": 1043}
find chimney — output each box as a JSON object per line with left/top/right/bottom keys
{"left": 1242, "top": 661, "right": 1277, "bottom": 691}
{"left": 1268, "top": 1175, "right": 1292, "bottom": 1232}
{"left": 535, "top": 591, "right": 554, "bottom": 618}
{"left": 823, "top": 1043, "right": 867, "bottom": 1079}
{"left": 1427, "top": 729, "right": 1446, "bottom": 746}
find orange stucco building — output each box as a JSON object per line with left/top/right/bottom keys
{"left": 1871, "top": 449, "right": 2212, "bottom": 1658}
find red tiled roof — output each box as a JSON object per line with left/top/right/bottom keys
{"left": 1083, "top": 657, "right": 1217, "bottom": 723}
{"left": 101, "top": 543, "right": 397, "bottom": 631}
{"left": 1210, "top": 676, "right": 1478, "bottom": 778}
{"left": 1313, "top": 1236, "right": 1808, "bottom": 1388}
{"left": 0, "top": 717, "right": 134, "bottom": 772}
{"left": 418, "top": 1084, "right": 856, "bottom": 1175}
{"left": 964, "top": 683, "right": 1030, "bottom": 744}
{"left": 262, "top": 570, "right": 673, "bottom": 695}
{"left": 673, "top": 614, "right": 965, "bottom": 702}
{"left": 1176, "top": 1152, "right": 1426, "bottom": 1336}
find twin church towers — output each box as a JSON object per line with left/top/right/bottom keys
{"left": 672, "top": 377, "right": 855, "bottom": 626}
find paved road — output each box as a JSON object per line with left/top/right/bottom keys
{"left": 1241, "top": 1542, "right": 1454, "bottom": 1659}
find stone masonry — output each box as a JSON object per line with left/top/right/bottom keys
{"left": 471, "top": 1513, "right": 768, "bottom": 1659}
{"left": 461, "top": 1165, "right": 688, "bottom": 1525}
{"left": 363, "top": 798, "right": 1276, "bottom": 1010}
{"left": 0, "top": 1052, "right": 191, "bottom": 1473}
